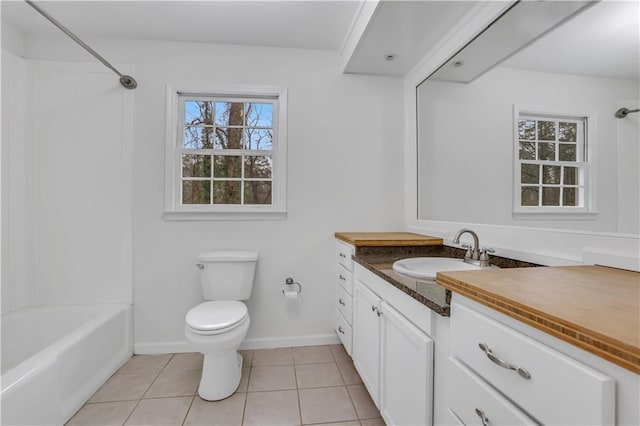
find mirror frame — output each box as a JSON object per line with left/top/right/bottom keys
{"left": 403, "top": 1, "right": 640, "bottom": 269}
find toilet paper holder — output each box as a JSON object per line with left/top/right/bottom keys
{"left": 282, "top": 277, "right": 302, "bottom": 295}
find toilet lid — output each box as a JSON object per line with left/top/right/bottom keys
{"left": 186, "top": 301, "right": 248, "bottom": 332}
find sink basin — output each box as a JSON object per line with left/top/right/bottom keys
{"left": 392, "top": 257, "right": 482, "bottom": 280}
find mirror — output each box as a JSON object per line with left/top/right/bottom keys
{"left": 417, "top": 1, "right": 639, "bottom": 235}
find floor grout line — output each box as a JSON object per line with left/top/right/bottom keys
{"left": 240, "top": 354, "right": 252, "bottom": 426}
{"left": 293, "top": 359, "right": 304, "bottom": 426}
{"left": 181, "top": 395, "right": 196, "bottom": 426}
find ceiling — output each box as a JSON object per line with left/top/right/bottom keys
{"left": 344, "top": 1, "right": 478, "bottom": 76}
{"left": 1, "top": 1, "right": 360, "bottom": 51}
{"left": 1, "top": 0, "right": 487, "bottom": 77}
{"left": 503, "top": 1, "right": 639, "bottom": 80}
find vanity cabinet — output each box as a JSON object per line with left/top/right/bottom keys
{"left": 334, "top": 240, "right": 355, "bottom": 354}
{"left": 448, "top": 296, "right": 615, "bottom": 425}
{"left": 352, "top": 264, "right": 434, "bottom": 425}
{"left": 352, "top": 280, "right": 381, "bottom": 402}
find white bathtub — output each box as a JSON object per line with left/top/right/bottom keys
{"left": 1, "top": 304, "right": 132, "bottom": 425}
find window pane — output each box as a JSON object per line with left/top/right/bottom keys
{"left": 215, "top": 127, "right": 244, "bottom": 149}
{"left": 542, "top": 187, "right": 560, "bottom": 206}
{"left": 521, "top": 164, "right": 539, "bottom": 184}
{"left": 244, "top": 181, "right": 272, "bottom": 205}
{"left": 518, "top": 119, "right": 535, "bottom": 140}
{"left": 185, "top": 101, "right": 214, "bottom": 126}
{"left": 538, "top": 121, "right": 556, "bottom": 141}
{"left": 215, "top": 102, "right": 245, "bottom": 126}
{"left": 519, "top": 142, "right": 535, "bottom": 160}
{"left": 538, "top": 142, "right": 555, "bottom": 160}
{"left": 564, "top": 166, "right": 578, "bottom": 185}
{"left": 559, "top": 143, "right": 576, "bottom": 161}
{"left": 244, "top": 129, "right": 273, "bottom": 150}
{"left": 244, "top": 156, "right": 272, "bottom": 178}
{"left": 559, "top": 122, "right": 577, "bottom": 142}
{"left": 182, "top": 155, "right": 211, "bottom": 177}
{"left": 563, "top": 187, "right": 578, "bottom": 206}
{"left": 214, "top": 155, "right": 241, "bottom": 178}
{"left": 521, "top": 186, "right": 539, "bottom": 206}
{"left": 542, "top": 165, "right": 561, "bottom": 184}
{"left": 246, "top": 102, "right": 273, "bottom": 127}
{"left": 184, "top": 127, "right": 216, "bottom": 149}
{"left": 213, "top": 181, "right": 241, "bottom": 204}
{"left": 182, "top": 180, "right": 211, "bottom": 205}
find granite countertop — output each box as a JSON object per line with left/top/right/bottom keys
{"left": 353, "top": 253, "right": 452, "bottom": 315}
{"left": 352, "top": 245, "right": 540, "bottom": 317}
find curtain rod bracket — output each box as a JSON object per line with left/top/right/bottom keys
{"left": 615, "top": 107, "right": 640, "bottom": 119}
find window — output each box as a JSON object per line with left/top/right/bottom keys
{"left": 164, "top": 85, "right": 287, "bottom": 220}
{"left": 514, "top": 107, "right": 595, "bottom": 216}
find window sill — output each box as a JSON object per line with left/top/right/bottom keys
{"left": 513, "top": 211, "right": 598, "bottom": 221}
{"left": 163, "top": 210, "right": 287, "bottom": 222}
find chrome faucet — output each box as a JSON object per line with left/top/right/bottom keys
{"left": 452, "top": 228, "right": 494, "bottom": 267}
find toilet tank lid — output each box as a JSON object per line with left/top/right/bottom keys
{"left": 197, "top": 250, "right": 258, "bottom": 262}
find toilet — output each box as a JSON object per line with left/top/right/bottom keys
{"left": 184, "top": 250, "right": 258, "bottom": 401}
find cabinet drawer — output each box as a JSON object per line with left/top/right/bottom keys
{"left": 335, "top": 309, "right": 352, "bottom": 355}
{"left": 450, "top": 301, "right": 615, "bottom": 425}
{"left": 336, "top": 242, "right": 355, "bottom": 271}
{"left": 336, "top": 265, "right": 353, "bottom": 295}
{"left": 336, "top": 284, "right": 353, "bottom": 325}
{"left": 447, "top": 357, "right": 537, "bottom": 426}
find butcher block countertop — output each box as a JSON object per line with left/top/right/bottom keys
{"left": 437, "top": 265, "right": 640, "bottom": 374}
{"left": 335, "top": 232, "right": 443, "bottom": 246}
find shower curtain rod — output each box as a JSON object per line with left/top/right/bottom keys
{"left": 25, "top": 0, "right": 137, "bottom": 89}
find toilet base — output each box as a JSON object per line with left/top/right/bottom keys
{"left": 198, "top": 350, "right": 243, "bottom": 401}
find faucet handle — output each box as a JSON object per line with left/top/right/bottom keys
{"left": 479, "top": 247, "right": 495, "bottom": 262}
{"left": 461, "top": 243, "right": 473, "bottom": 259}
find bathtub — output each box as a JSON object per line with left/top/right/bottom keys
{"left": 1, "top": 304, "right": 132, "bottom": 425}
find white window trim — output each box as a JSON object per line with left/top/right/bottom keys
{"left": 163, "top": 84, "right": 287, "bottom": 221}
{"left": 512, "top": 104, "right": 598, "bottom": 219}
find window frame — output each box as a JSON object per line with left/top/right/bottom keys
{"left": 512, "top": 104, "right": 598, "bottom": 219}
{"left": 164, "top": 84, "right": 287, "bottom": 221}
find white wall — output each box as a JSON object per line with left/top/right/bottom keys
{"left": 2, "top": 26, "right": 134, "bottom": 313}
{"left": 417, "top": 66, "right": 639, "bottom": 233}
{"left": 22, "top": 36, "right": 404, "bottom": 352}
{"left": 32, "top": 61, "right": 133, "bottom": 305}
{"left": 1, "top": 43, "right": 36, "bottom": 315}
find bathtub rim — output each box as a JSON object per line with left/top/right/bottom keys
{"left": 1, "top": 303, "right": 131, "bottom": 396}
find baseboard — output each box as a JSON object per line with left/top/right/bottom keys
{"left": 134, "top": 333, "right": 340, "bottom": 354}
{"left": 134, "top": 340, "right": 194, "bottom": 355}
{"left": 240, "top": 333, "right": 340, "bottom": 350}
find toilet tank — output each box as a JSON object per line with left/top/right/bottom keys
{"left": 196, "top": 251, "right": 258, "bottom": 301}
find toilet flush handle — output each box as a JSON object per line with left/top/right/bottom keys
{"left": 195, "top": 264, "right": 204, "bottom": 270}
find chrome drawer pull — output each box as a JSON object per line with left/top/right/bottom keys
{"left": 371, "top": 306, "right": 382, "bottom": 317}
{"left": 475, "top": 408, "right": 490, "bottom": 426}
{"left": 338, "top": 326, "right": 345, "bottom": 334}
{"left": 339, "top": 275, "right": 346, "bottom": 281}
{"left": 338, "top": 298, "right": 346, "bottom": 306}
{"left": 339, "top": 253, "right": 346, "bottom": 258}
{"left": 478, "top": 343, "right": 531, "bottom": 379}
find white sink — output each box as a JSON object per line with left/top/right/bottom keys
{"left": 392, "top": 257, "right": 482, "bottom": 280}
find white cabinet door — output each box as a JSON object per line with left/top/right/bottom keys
{"left": 353, "top": 279, "right": 382, "bottom": 407}
{"left": 380, "top": 301, "right": 434, "bottom": 426}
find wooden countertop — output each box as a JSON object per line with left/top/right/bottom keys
{"left": 437, "top": 265, "right": 640, "bottom": 374}
{"left": 335, "top": 232, "right": 443, "bottom": 247}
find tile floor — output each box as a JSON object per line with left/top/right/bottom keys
{"left": 67, "top": 345, "right": 386, "bottom": 426}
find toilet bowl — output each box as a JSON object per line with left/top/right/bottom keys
{"left": 184, "top": 301, "right": 250, "bottom": 400}
{"left": 184, "top": 251, "right": 258, "bottom": 401}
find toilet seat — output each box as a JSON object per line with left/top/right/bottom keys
{"left": 186, "top": 301, "right": 248, "bottom": 335}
